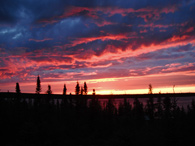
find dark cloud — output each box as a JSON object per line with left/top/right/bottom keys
{"left": 0, "top": 0, "right": 20, "bottom": 24}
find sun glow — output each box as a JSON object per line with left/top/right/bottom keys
{"left": 1, "top": 72, "right": 195, "bottom": 95}
{"left": 89, "top": 85, "right": 195, "bottom": 95}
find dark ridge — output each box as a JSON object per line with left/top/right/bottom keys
{"left": 1, "top": 92, "right": 195, "bottom": 99}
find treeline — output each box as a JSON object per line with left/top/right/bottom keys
{"left": 0, "top": 95, "right": 195, "bottom": 146}
{"left": 16, "top": 75, "right": 91, "bottom": 95}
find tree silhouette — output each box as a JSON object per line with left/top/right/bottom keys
{"left": 105, "top": 99, "right": 116, "bottom": 116}
{"left": 1, "top": 88, "right": 195, "bottom": 145}
{"left": 156, "top": 96, "right": 163, "bottom": 119}
{"left": 47, "top": 85, "right": 52, "bottom": 94}
{"left": 75, "top": 81, "right": 80, "bottom": 95}
{"left": 172, "top": 97, "right": 178, "bottom": 118}
{"left": 148, "top": 84, "right": 153, "bottom": 94}
{"left": 118, "top": 98, "right": 132, "bottom": 117}
{"left": 15, "top": 82, "right": 21, "bottom": 94}
{"left": 89, "top": 98, "right": 102, "bottom": 114}
{"left": 133, "top": 98, "right": 144, "bottom": 120}
{"left": 92, "top": 89, "right": 96, "bottom": 95}
{"left": 84, "top": 82, "right": 88, "bottom": 95}
{"left": 146, "top": 96, "right": 154, "bottom": 120}
{"left": 36, "top": 75, "right": 41, "bottom": 94}
{"left": 80, "top": 86, "right": 84, "bottom": 95}
{"left": 63, "top": 84, "right": 67, "bottom": 95}
{"left": 187, "top": 99, "right": 195, "bottom": 120}
{"left": 163, "top": 96, "right": 172, "bottom": 119}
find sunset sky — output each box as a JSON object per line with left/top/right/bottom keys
{"left": 0, "top": 0, "right": 195, "bottom": 94}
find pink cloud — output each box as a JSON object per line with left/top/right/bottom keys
{"left": 79, "top": 34, "right": 195, "bottom": 63}
{"left": 162, "top": 63, "right": 195, "bottom": 72}
{"left": 69, "top": 33, "right": 132, "bottom": 47}
{"left": 168, "top": 35, "right": 190, "bottom": 42}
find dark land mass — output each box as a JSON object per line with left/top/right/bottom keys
{"left": 1, "top": 92, "right": 195, "bottom": 99}
{"left": 0, "top": 92, "right": 195, "bottom": 146}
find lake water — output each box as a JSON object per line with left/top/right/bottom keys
{"left": 88, "top": 96, "right": 195, "bottom": 110}
{"left": 11, "top": 95, "right": 195, "bottom": 111}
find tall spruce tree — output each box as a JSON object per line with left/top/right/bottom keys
{"left": 36, "top": 75, "right": 41, "bottom": 94}
{"left": 16, "top": 82, "right": 21, "bottom": 94}
{"left": 63, "top": 84, "right": 67, "bottom": 95}
{"left": 84, "top": 82, "right": 88, "bottom": 95}
{"left": 75, "top": 81, "right": 80, "bottom": 95}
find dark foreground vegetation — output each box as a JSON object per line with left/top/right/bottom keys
{"left": 0, "top": 93, "right": 195, "bottom": 146}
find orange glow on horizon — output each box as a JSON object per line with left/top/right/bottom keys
{"left": 1, "top": 69, "right": 195, "bottom": 95}
{"left": 1, "top": 79, "right": 194, "bottom": 95}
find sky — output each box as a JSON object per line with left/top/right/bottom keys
{"left": 0, "top": 0, "right": 195, "bottom": 94}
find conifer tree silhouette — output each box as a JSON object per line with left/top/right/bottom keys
{"left": 47, "top": 85, "right": 52, "bottom": 94}
{"left": 118, "top": 98, "right": 132, "bottom": 116}
{"left": 146, "top": 96, "right": 154, "bottom": 120}
{"left": 84, "top": 82, "right": 88, "bottom": 95}
{"left": 16, "top": 82, "right": 21, "bottom": 94}
{"left": 105, "top": 99, "right": 116, "bottom": 116}
{"left": 163, "top": 96, "right": 172, "bottom": 119}
{"left": 80, "top": 86, "right": 84, "bottom": 95}
{"left": 156, "top": 96, "right": 163, "bottom": 119}
{"left": 172, "top": 97, "right": 178, "bottom": 118}
{"left": 133, "top": 98, "right": 144, "bottom": 120}
{"left": 36, "top": 75, "right": 41, "bottom": 94}
{"left": 123, "top": 98, "right": 132, "bottom": 116}
{"left": 75, "top": 81, "right": 80, "bottom": 95}
{"left": 63, "top": 84, "right": 67, "bottom": 95}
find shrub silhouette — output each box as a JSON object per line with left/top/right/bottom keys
{"left": 92, "top": 89, "right": 96, "bottom": 95}
{"left": 47, "top": 85, "right": 52, "bottom": 94}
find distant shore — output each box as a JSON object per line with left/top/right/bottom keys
{"left": 1, "top": 92, "right": 195, "bottom": 99}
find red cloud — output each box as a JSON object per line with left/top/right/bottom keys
{"left": 68, "top": 33, "right": 132, "bottom": 47}
{"left": 37, "top": 5, "right": 177, "bottom": 25}
{"left": 185, "top": 27, "right": 194, "bottom": 33}
{"left": 168, "top": 35, "right": 190, "bottom": 42}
